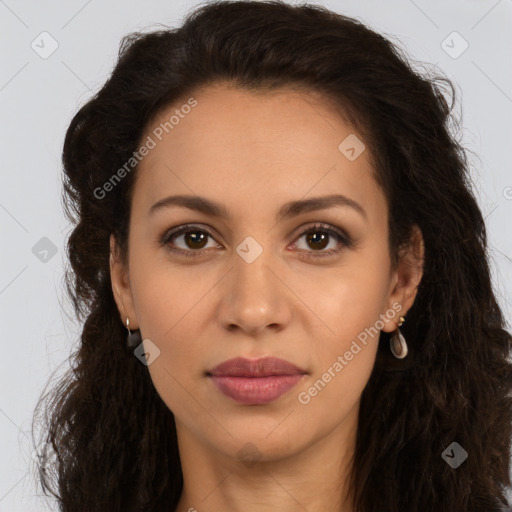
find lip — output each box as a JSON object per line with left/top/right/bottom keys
{"left": 207, "top": 357, "right": 307, "bottom": 405}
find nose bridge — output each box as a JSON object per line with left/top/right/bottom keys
{"left": 233, "top": 233, "right": 277, "bottom": 303}
{"left": 219, "top": 231, "right": 289, "bottom": 332}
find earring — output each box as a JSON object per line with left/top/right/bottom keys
{"left": 390, "top": 316, "right": 408, "bottom": 359}
{"left": 126, "top": 317, "right": 142, "bottom": 348}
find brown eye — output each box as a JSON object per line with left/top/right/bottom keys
{"left": 160, "top": 222, "right": 353, "bottom": 259}
{"left": 160, "top": 225, "right": 218, "bottom": 257}
{"left": 181, "top": 230, "right": 209, "bottom": 250}
{"left": 305, "top": 231, "right": 330, "bottom": 251}
{"left": 292, "top": 223, "right": 353, "bottom": 259}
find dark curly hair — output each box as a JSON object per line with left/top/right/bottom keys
{"left": 31, "top": 1, "right": 512, "bottom": 510}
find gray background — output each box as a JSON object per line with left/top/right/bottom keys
{"left": 1, "top": 0, "right": 511, "bottom": 510}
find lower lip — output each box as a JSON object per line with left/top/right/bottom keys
{"left": 210, "top": 375, "right": 304, "bottom": 405}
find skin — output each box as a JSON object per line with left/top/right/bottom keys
{"left": 110, "top": 82, "right": 424, "bottom": 512}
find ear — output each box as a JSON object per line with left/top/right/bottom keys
{"left": 110, "top": 233, "right": 138, "bottom": 330}
{"left": 381, "top": 224, "right": 424, "bottom": 332}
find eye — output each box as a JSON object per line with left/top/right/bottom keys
{"left": 159, "top": 222, "right": 353, "bottom": 259}
{"left": 291, "top": 222, "right": 353, "bottom": 259}
{"left": 160, "top": 224, "right": 220, "bottom": 257}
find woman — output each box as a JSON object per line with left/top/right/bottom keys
{"left": 32, "top": 1, "right": 512, "bottom": 510}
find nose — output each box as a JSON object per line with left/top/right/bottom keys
{"left": 217, "top": 246, "right": 292, "bottom": 336}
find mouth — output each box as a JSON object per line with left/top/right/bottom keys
{"left": 207, "top": 357, "right": 307, "bottom": 405}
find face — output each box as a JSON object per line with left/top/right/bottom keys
{"left": 110, "top": 82, "right": 423, "bottom": 465}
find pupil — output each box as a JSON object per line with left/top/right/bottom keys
{"left": 186, "top": 231, "right": 207, "bottom": 249}
{"left": 308, "top": 232, "right": 328, "bottom": 250}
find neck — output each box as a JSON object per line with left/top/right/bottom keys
{"left": 174, "top": 410, "right": 358, "bottom": 512}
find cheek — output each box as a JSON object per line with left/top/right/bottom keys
{"left": 301, "top": 257, "right": 390, "bottom": 395}
{"left": 296, "top": 282, "right": 383, "bottom": 420}
{"left": 305, "top": 297, "right": 381, "bottom": 397}
{"left": 128, "top": 256, "right": 209, "bottom": 390}
{"left": 130, "top": 250, "right": 207, "bottom": 338}
{"left": 132, "top": 268, "right": 208, "bottom": 415}
{"left": 308, "top": 258, "right": 391, "bottom": 342}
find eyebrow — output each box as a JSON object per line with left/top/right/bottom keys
{"left": 149, "top": 193, "right": 367, "bottom": 222}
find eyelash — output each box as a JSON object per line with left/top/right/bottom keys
{"left": 159, "top": 222, "right": 353, "bottom": 260}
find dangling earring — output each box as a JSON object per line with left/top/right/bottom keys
{"left": 390, "top": 315, "right": 408, "bottom": 359}
{"left": 126, "top": 317, "right": 142, "bottom": 348}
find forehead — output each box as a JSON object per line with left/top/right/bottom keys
{"left": 131, "top": 83, "right": 384, "bottom": 223}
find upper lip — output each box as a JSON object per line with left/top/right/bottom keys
{"left": 208, "top": 357, "right": 307, "bottom": 377}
